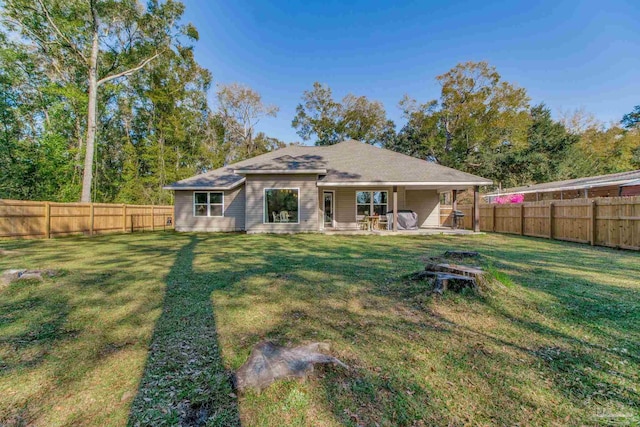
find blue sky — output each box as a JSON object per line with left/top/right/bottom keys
{"left": 182, "top": 0, "right": 640, "bottom": 144}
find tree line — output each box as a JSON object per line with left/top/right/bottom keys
{"left": 1, "top": 1, "right": 639, "bottom": 204}
{"left": 292, "top": 62, "right": 640, "bottom": 189}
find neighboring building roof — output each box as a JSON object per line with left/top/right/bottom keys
{"left": 621, "top": 179, "right": 640, "bottom": 187}
{"left": 164, "top": 139, "right": 492, "bottom": 190}
{"left": 486, "top": 169, "right": 640, "bottom": 196}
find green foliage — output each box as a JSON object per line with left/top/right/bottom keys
{"left": 490, "top": 104, "right": 579, "bottom": 187}
{"left": 0, "top": 2, "right": 286, "bottom": 204}
{"left": 621, "top": 105, "right": 640, "bottom": 130}
{"left": 387, "top": 62, "right": 533, "bottom": 183}
{"left": 292, "top": 82, "right": 395, "bottom": 146}
{"left": 386, "top": 62, "right": 636, "bottom": 188}
{"left": 0, "top": 0, "right": 220, "bottom": 203}
{"left": 558, "top": 125, "right": 640, "bottom": 178}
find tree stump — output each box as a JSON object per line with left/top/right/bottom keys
{"left": 424, "top": 263, "right": 487, "bottom": 289}
{"left": 443, "top": 250, "right": 479, "bottom": 258}
{"left": 422, "top": 271, "right": 478, "bottom": 294}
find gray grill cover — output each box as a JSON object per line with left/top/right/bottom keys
{"left": 386, "top": 210, "right": 418, "bottom": 230}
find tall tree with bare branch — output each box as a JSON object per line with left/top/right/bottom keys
{"left": 215, "top": 83, "right": 281, "bottom": 163}
{"left": 2, "top": 0, "right": 197, "bottom": 201}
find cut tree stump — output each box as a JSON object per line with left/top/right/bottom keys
{"left": 424, "top": 262, "right": 488, "bottom": 290}
{"left": 443, "top": 250, "right": 479, "bottom": 258}
{"left": 424, "top": 263, "right": 483, "bottom": 278}
{"left": 1, "top": 269, "right": 57, "bottom": 286}
{"left": 413, "top": 251, "right": 488, "bottom": 294}
{"left": 235, "top": 341, "right": 347, "bottom": 393}
{"left": 422, "top": 271, "right": 477, "bottom": 294}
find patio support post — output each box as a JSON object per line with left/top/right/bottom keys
{"left": 473, "top": 185, "right": 480, "bottom": 232}
{"left": 393, "top": 186, "right": 398, "bottom": 232}
{"left": 451, "top": 190, "right": 458, "bottom": 229}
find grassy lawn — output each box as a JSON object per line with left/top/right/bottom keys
{"left": 0, "top": 232, "right": 638, "bottom": 426}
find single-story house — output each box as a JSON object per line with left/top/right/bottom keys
{"left": 164, "top": 140, "right": 492, "bottom": 233}
{"left": 486, "top": 169, "right": 640, "bottom": 202}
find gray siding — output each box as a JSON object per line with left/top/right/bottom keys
{"left": 174, "top": 187, "right": 245, "bottom": 232}
{"left": 245, "top": 174, "right": 319, "bottom": 233}
{"left": 405, "top": 189, "right": 440, "bottom": 227}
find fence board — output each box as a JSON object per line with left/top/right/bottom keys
{"left": 440, "top": 196, "right": 640, "bottom": 250}
{"left": 0, "top": 199, "right": 173, "bottom": 239}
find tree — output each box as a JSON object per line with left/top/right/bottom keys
{"left": 385, "top": 62, "right": 531, "bottom": 182}
{"left": 558, "top": 124, "right": 640, "bottom": 177}
{"left": 492, "top": 104, "right": 579, "bottom": 187}
{"left": 215, "top": 83, "right": 280, "bottom": 164}
{"left": 0, "top": 31, "right": 78, "bottom": 200}
{"left": 435, "top": 61, "right": 531, "bottom": 174}
{"left": 292, "top": 82, "right": 395, "bottom": 146}
{"left": 292, "top": 82, "right": 343, "bottom": 145}
{"left": 386, "top": 96, "right": 444, "bottom": 161}
{"left": 621, "top": 105, "right": 640, "bottom": 130}
{"left": 3, "top": 0, "right": 197, "bottom": 201}
{"left": 559, "top": 107, "right": 600, "bottom": 135}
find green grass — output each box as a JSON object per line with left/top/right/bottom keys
{"left": 0, "top": 232, "right": 638, "bottom": 426}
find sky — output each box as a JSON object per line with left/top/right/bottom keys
{"left": 181, "top": 0, "right": 640, "bottom": 144}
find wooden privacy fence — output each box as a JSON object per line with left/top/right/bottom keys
{"left": 0, "top": 199, "right": 174, "bottom": 239}
{"left": 441, "top": 196, "right": 640, "bottom": 250}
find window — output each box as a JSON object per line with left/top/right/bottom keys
{"left": 264, "top": 188, "right": 299, "bottom": 223}
{"left": 356, "top": 191, "right": 388, "bottom": 217}
{"left": 193, "top": 192, "right": 224, "bottom": 217}
{"left": 356, "top": 191, "right": 371, "bottom": 216}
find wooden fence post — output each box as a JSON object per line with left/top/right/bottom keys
{"left": 492, "top": 205, "right": 496, "bottom": 232}
{"left": 89, "top": 203, "right": 94, "bottom": 236}
{"left": 548, "top": 202, "right": 554, "bottom": 239}
{"left": 591, "top": 199, "right": 597, "bottom": 246}
{"left": 151, "top": 206, "right": 155, "bottom": 231}
{"left": 44, "top": 202, "right": 51, "bottom": 239}
{"left": 520, "top": 204, "right": 525, "bottom": 236}
{"left": 122, "top": 204, "right": 127, "bottom": 232}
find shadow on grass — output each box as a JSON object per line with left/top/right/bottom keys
{"left": 128, "top": 235, "right": 241, "bottom": 426}
{"left": 126, "top": 232, "right": 637, "bottom": 426}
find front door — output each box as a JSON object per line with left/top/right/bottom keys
{"left": 323, "top": 191, "right": 334, "bottom": 228}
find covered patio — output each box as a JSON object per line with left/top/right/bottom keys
{"left": 318, "top": 184, "right": 484, "bottom": 233}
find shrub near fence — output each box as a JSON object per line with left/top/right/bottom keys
{"left": 0, "top": 199, "right": 174, "bottom": 239}
{"left": 440, "top": 196, "right": 640, "bottom": 250}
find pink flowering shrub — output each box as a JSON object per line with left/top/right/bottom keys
{"left": 493, "top": 193, "right": 525, "bottom": 204}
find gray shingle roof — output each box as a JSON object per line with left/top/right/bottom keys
{"left": 487, "top": 169, "right": 640, "bottom": 196}
{"left": 165, "top": 140, "right": 492, "bottom": 190}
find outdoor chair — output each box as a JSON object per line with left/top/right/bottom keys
{"left": 272, "top": 212, "right": 281, "bottom": 223}
{"left": 358, "top": 218, "right": 370, "bottom": 230}
{"left": 279, "top": 211, "right": 290, "bottom": 222}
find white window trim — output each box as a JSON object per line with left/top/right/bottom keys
{"left": 193, "top": 191, "right": 224, "bottom": 217}
{"left": 355, "top": 190, "right": 388, "bottom": 219}
{"left": 263, "top": 187, "right": 300, "bottom": 224}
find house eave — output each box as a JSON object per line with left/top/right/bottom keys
{"left": 163, "top": 177, "right": 246, "bottom": 191}
{"left": 317, "top": 181, "right": 492, "bottom": 187}
{"left": 486, "top": 178, "right": 636, "bottom": 197}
